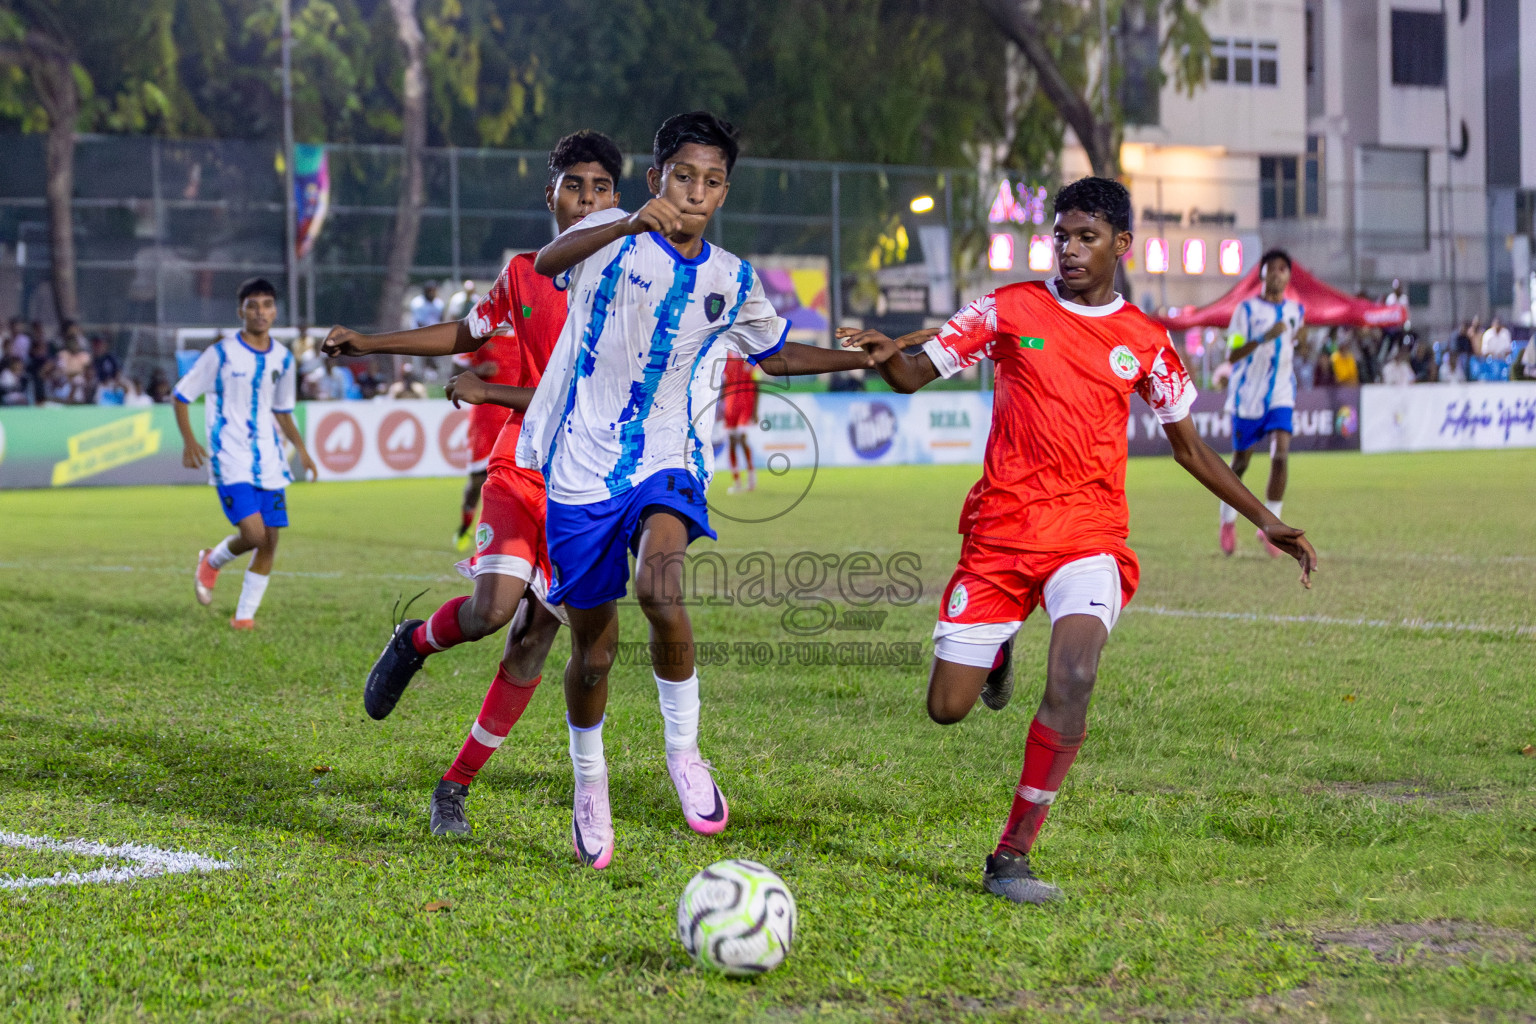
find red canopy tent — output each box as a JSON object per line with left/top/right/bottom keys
{"left": 1154, "top": 260, "right": 1407, "bottom": 330}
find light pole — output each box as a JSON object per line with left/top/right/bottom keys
{"left": 281, "top": 0, "right": 299, "bottom": 327}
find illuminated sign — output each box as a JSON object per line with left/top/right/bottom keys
{"left": 988, "top": 233, "right": 1015, "bottom": 271}
{"left": 909, "top": 195, "right": 935, "bottom": 214}
{"left": 1182, "top": 238, "right": 1206, "bottom": 274}
{"left": 1027, "top": 235, "right": 1054, "bottom": 272}
{"left": 1145, "top": 238, "right": 1169, "bottom": 274}
{"left": 988, "top": 180, "right": 1048, "bottom": 225}
{"left": 1219, "top": 239, "right": 1243, "bottom": 275}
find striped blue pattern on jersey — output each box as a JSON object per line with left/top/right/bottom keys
{"left": 547, "top": 237, "right": 636, "bottom": 475}
{"left": 249, "top": 347, "right": 267, "bottom": 485}
{"left": 605, "top": 259, "right": 698, "bottom": 493}
{"left": 685, "top": 261, "right": 756, "bottom": 480}
{"left": 210, "top": 345, "right": 228, "bottom": 484}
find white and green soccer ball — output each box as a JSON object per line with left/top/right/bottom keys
{"left": 676, "top": 858, "right": 797, "bottom": 976}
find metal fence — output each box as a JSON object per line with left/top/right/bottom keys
{"left": 0, "top": 134, "right": 980, "bottom": 379}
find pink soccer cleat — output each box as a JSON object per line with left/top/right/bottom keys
{"left": 666, "top": 748, "right": 729, "bottom": 835}
{"left": 229, "top": 617, "right": 256, "bottom": 631}
{"left": 571, "top": 771, "right": 614, "bottom": 869}
{"left": 1256, "top": 527, "right": 1283, "bottom": 558}
{"left": 1219, "top": 522, "right": 1236, "bottom": 556}
{"left": 195, "top": 549, "right": 219, "bottom": 605}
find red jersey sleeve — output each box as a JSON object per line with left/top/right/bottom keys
{"left": 1136, "top": 334, "right": 1198, "bottom": 423}
{"left": 464, "top": 260, "right": 518, "bottom": 339}
{"left": 921, "top": 293, "right": 999, "bottom": 378}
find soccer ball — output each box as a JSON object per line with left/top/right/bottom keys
{"left": 676, "top": 859, "right": 797, "bottom": 976}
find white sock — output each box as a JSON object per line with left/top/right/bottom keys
{"left": 655, "top": 672, "right": 700, "bottom": 752}
{"left": 1265, "top": 499, "right": 1283, "bottom": 519}
{"left": 1219, "top": 502, "right": 1238, "bottom": 525}
{"left": 235, "top": 570, "right": 270, "bottom": 621}
{"left": 208, "top": 535, "right": 240, "bottom": 570}
{"left": 568, "top": 715, "right": 606, "bottom": 784}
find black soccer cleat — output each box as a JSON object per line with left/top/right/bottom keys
{"left": 363, "top": 618, "right": 426, "bottom": 721}
{"left": 983, "top": 849, "right": 1063, "bottom": 905}
{"left": 979, "top": 638, "right": 1015, "bottom": 711}
{"left": 429, "top": 778, "right": 472, "bottom": 837}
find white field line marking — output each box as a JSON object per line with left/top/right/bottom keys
{"left": 0, "top": 831, "right": 234, "bottom": 890}
{"left": 1129, "top": 605, "right": 1536, "bottom": 638}
{"left": 0, "top": 561, "right": 455, "bottom": 582}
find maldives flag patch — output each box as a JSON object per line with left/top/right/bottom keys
{"left": 1017, "top": 335, "right": 1045, "bottom": 350}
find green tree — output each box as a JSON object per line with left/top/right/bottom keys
{"left": 979, "top": 0, "right": 1213, "bottom": 177}
{"left": 0, "top": 0, "right": 206, "bottom": 323}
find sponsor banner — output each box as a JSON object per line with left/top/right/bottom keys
{"left": 744, "top": 390, "right": 995, "bottom": 470}
{"left": 1361, "top": 382, "right": 1536, "bottom": 453}
{"left": 306, "top": 400, "right": 471, "bottom": 481}
{"left": 1127, "top": 386, "right": 1361, "bottom": 455}
{"left": 0, "top": 404, "right": 280, "bottom": 489}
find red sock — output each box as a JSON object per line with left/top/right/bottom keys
{"left": 443, "top": 667, "right": 539, "bottom": 786}
{"left": 459, "top": 507, "right": 474, "bottom": 533}
{"left": 996, "top": 718, "right": 1085, "bottom": 857}
{"left": 411, "top": 595, "right": 470, "bottom": 655}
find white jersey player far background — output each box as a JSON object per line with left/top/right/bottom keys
{"left": 174, "top": 277, "right": 318, "bottom": 629}
{"left": 1219, "top": 249, "right": 1308, "bottom": 558}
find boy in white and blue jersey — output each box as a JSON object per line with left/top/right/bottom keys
{"left": 174, "top": 278, "right": 318, "bottom": 628}
{"left": 518, "top": 111, "right": 893, "bottom": 869}
{"left": 1219, "top": 249, "right": 1308, "bottom": 556}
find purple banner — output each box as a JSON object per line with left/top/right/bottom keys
{"left": 1127, "top": 386, "right": 1361, "bottom": 455}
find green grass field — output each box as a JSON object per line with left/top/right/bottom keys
{"left": 2, "top": 451, "right": 1534, "bottom": 1023}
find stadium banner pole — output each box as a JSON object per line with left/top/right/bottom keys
{"left": 830, "top": 167, "right": 842, "bottom": 340}
{"left": 281, "top": 0, "right": 300, "bottom": 327}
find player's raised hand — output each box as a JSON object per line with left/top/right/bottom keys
{"left": 182, "top": 439, "right": 208, "bottom": 470}
{"left": 626, "top": 197, "right": 685, "bottom": 238}
{"left": 837, "top": 327, "right": 938, "bottom": 365}
{"left": 445, "top": 371, "right": 488, "bottom": 408}
{"left": 321, "top": 325, "right": 368, "bottom": 357}
{"left": 1261, "top": 523, "right": 1318, "bottom": 589}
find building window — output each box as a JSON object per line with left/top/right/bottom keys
{"left": 1304, "top": 135, "right": 1324, "bottom": 217}
{"left": 1119, "top": 0, "right": 1161, "bottom": 126}
{"left": 1260, "top": 157, "right": 1299, "bottom": 220}
{"left": 1359, "top": 146, "right": 1429, "bottom": 252}
{"left": 1210, "top": 38, "right": 1279, "bottom": 87}
{"left": 1391, "top": 10, "right": 1445, "bottom": 86}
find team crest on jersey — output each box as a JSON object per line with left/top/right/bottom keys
{"left": 271, "top": 368, "right": 281, "bottom": 383}
{"left": 1109, "top": 346, "right": 1141, "bottom": 380}
{"left": 703, "top": 292, "right": 726, "bottom": 322}
{"left": 947, "top": 582, "right": 969, "bottom": 618}
{"left": 475, "top": 522, "right": 494, "bottom": 552}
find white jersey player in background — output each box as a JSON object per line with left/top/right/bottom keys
{"left": 174, "top": 277, "right": 318, "bottom": 629}
{"left": 1219, "top": 249, "right": 1307, "bottom": 558}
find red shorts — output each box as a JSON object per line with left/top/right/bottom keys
{"left": 933, "top": 536, "right": 1139, "bottom": 667}
{"left": 468, "top": 404, "right": 513, "bottom": 473}
{"left": 455, "top": 464, "right": 549, "bottom": 588}
{"left": 721, "top": 392, "right": 756, "bottom": 430}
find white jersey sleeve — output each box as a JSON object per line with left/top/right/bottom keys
{"left": 173, "top": 345, "right": 221, "bottom": 404}
{"left": 725, "top": 271, "right": 789, "bottom": 363}
{"left": 274, "top": 347, "right": 297, "bottom": 413}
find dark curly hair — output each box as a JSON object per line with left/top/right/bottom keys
{"left": 236, "top": 277, "right": 277, "bottom": 304}
{"left": 1052, "top": 177, "right": 1133, "bottom": 233}
{"left": 1259, "top": 248, "right": 1292, "bottom": 271}
{"left": 548, "top": 129, "right": 624, "bottom": 186}
{"left": 653, "top": 110, "right": 740, "bottom": 175}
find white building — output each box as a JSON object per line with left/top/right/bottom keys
{"left": 1042, "top": 0, "right": 1536, "bottom": 333}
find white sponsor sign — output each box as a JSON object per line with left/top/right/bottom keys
{"left": 306, "top": 399, "right": 473, "bottom": 481}
{"left": 1361, "top": 383, "right": 1536, "bottom": 453}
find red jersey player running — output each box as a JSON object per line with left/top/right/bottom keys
{"left": 322, "top": 130, "right": 624, "bottom": 837}
{"left": 719, "top": 350, "right": 758, "bottom": 493}
{"left": 452, "top": 324, "right": 521, "bottom": 551}
{"left": 842, "top": 178, "right": 1318, "bottom": 905}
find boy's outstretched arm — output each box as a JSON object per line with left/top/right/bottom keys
{"left": 322, "top": 320, "right": 478, "bottom": 358}
{"left": 1163, "top": 416, "right": 1318, "bottom": 587}
{"left": 836, "top": 327, "right": 943, "bottom": 393}
{"left": 445, "top": 373, "right": 534, "bottom": 412}
{"left": 754, "top": 338, "right": 891, "bottom": 378}
{"left": 533, "top": 199, "right": 685, "bottom": 277}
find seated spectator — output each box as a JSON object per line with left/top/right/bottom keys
{"left": 1480, "top": 318, "right": 1512, "bottom": 360}
{"left": 1380, "top": 348, "right": 1415, "bottom": 386}
{"left": 318, "top": 358, "right": 357, "bottom": 400}
{"left": 6, "top": 318, "right": 29, "bottom": 362}
{"left": 0, "top": 355, "right": 30, "bottom": 405}
{"left": 1519, "top": 337, "right": 1536, "bottom": 381}
{"left": 96, "top": 373, "right": 126, "bottom": 406}
{"left": 123, "top": 377, "right": 154, "bottom": 407}
{"left": 386, "top": 361, "right": 428, "bottom": 399}
{"left": 26, "top": 336, "right": 52, "bottom": 403}
{"left": 1439, "top": 351, "right": 1467, "bottom": 383}
{"left": 146, "top": 368, "right": 171, "bottom": 403}
{"left": 1312, "top": 346, "right": 1336, "bottom": 387}
{"left": 1330, "top": 338, "right": 1360, "bottom": 386}
{"left": 1409, "top": 338, "right": 1436, "bottom": 382}
{"left": 91, "top": 335, "right": 121, "bottom": 383}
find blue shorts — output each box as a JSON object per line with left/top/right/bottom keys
{"left": 545, "top": 469, "right": 715, "bottom": 609}
{"left": 1232, "top": 406, "right": 1293, "bottom": 453}
{"left": 217, "top": 483, "right": 289, "bottom": 528}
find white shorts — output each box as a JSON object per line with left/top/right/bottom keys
{"left": 931, "top": 553, "right": 1123, "bottom": 669}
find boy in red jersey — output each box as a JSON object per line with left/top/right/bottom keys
{"left": 842, "top": 178, "right": 1317, "bottom": 904}
{"left": 720, "top": 350, "right": 758, "bottom": 493}
{"left": 452, "top": 324, "right": 521, "bottom": 551}
{"left": 321, "top": 130, "right": 624, "bottom": 836}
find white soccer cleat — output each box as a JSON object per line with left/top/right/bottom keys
{"left": 571, "top": 771, "right": 614, "bottom": 869}
{"left": 666, "top": 748, "right": 729, "bottom": 835}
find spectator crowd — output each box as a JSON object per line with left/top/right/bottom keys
{"left": 1, "top": 318, "right": 168, "bottom": 407}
